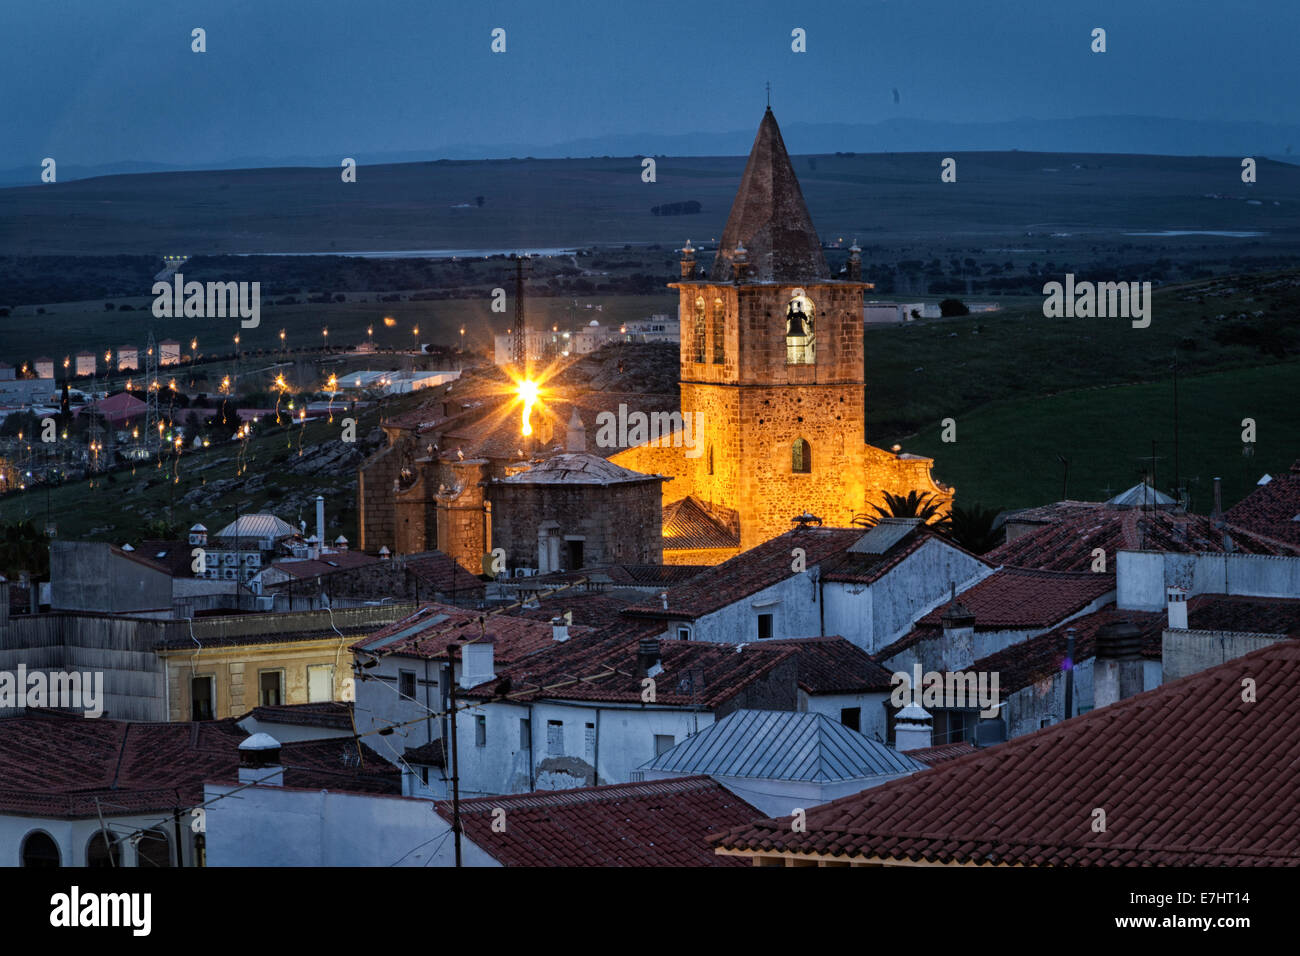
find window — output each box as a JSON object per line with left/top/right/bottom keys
{"left": 546, "top": 720, "right": 564, "bottom": 755}
{"left": 757, "top": 613, "right": 773, "bottom": 640}
{"left": 677, "top": 627, "right": 691, "bottom": 641}
{"left": 840, "top": 707, "right": 861, "bottom": 733}
{"left": 475, "top": 715, "right": 487, "bottom": 747}
{"left": 585, "top": 722, "right": 596, "bottom": 760}
{"left": 258, "top": 670, "right": 284, "bottom": 707}
{"left": 692, "top": 297, "right": 706, "bottom": 363}
{"left": 711, "top": 298, "right": 725, "bottom": 364}
{"left": 191, "top": 675, "right": 215, "bottom": 721}
{"left": 137, "top": 828, "right": 173, "bottom": 868}
{"left": 307, "top": 664, "right": 334, "bottom": 703}
{"left": 420, "top": 766, "right": 430, "bottom": 785}
{"left": 566, "top": 539, "right": 584, "bottom": 570}
{"left": 932, "top": 709, "right": 978, "bottom": 746}
{"left": 654, "top": 734, "right": 675, "bottom": 757}
{"left": 519, "top": 718, "right": 531, "bottom": 750}
{"left": 86, "top": 833, "right": 120, "bottom": 868}
{"left": 792, "top": 438, "right": 811, "bottom": 474}
{"left": 20, "top": 831, "right": 60, "bottom": 868}
{"left": 399, "top": 670, "right": 416, "bottom": 700}
{"left": 706, "top": 444, "right": 714, "bottom": 475}
{"left": 785, "top": 291, "right": 815, "bottom": 364}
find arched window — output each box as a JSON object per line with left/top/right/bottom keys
{"left": 785, "top": 290, "right": 816, "bottom": 365}
{"left": 86, "top": 832, "right": 121, "bottom": 868}
{"left": 136, "top": 828, "right": 173, "bottom": 868}
{"left": 711, "top": 298, "right": 726, "bottom": 364}
{"left": 692, "top": 297, "right": 706, "bottom": 364}
{"left": 20, "top": 831, "right": 60, "bottom": 868}
{"left": 707, "top": 444, "right": 714, "bottom": 475}
{"left": 792, "top": 438, "right": 812, "bottom": 474}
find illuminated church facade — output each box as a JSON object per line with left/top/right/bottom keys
{"left": 611, "top": 107, "right": 952, "bottom": 562}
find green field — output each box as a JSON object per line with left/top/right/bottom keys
{"left": 902, "top": 361, "right": 1299, "bottom": 513}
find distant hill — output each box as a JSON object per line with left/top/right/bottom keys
{"left": 2, "top": 148, "right": 1297, "bottom": 256}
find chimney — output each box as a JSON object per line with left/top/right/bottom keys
{"left": 636, "top": 636, "right": 662, "bottom": 677}
{"left": 238, "top": 733, "right": 284, "bottom": 786}
{"left": 1211, "top": 477, "right": 1223, "bottom": 524}
{"left": 732, "top": 242, "right": 749, "bottom": 283}
{"left": 1063, "top": 627, "right": 1076, "bottom": 720}
{"left": 460, "top": 638, "right": 496, "bottom": 689}
{"left": 939, "top": 583, "right": 976, "bottom": 670}
{"left": 847, "top": 242, "right": 862, "bottom": 281}
{"left": 1093, "top": 620, "right": 1145, "bottom": 709}
{"left": 551, "top": 616, "right": 569, "bottom": 642}
{"left": 659, "top": 591, "right": 668, "bottom": 610}
{"left": 334, "top": 535, "right": 348, "bottom": 551}
{"left": 0, "top": 584, "right": 9, "bottom": 629}
{"left": 894, "top": 701, "right": 933, "bottom": 752}
{"left": 679, "top": 239, "right": 695, "bottom": 280}
{"left": 1166, "top": 586, "right": 1188, "bottom": 629}
{"left": 379, "top": 546, "right": 391, "bottom": 561}
{"left": 315, "top": 495, "right": 326, "bottom": 554}
{"left": 565, "top": 408, "right": 586, "bottom": 453}
{"left": 306, "top": 535, "right": 320, "bottom": 561}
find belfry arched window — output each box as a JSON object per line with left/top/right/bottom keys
{"left": 785, "top": 289, "right": 815, "bottom": 365}
{"left": 792, "top": 438, "right": 812, "bottom": 474}
{"left": 711, "top": 298, "right": 726, "bottom": 364}
{"left": 693, "top": 297, "right": 706, "bottom": 364}
{"left": 707, "top": 444, "right": 714, "bottom": 475}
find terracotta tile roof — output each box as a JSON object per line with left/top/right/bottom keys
{"left": 627, "top": 526, "right": 864, "bottom": 620}
{"left": 437, "top": 775, "right": 764, "bottom": 866}
{"left": 460, "top": 634, "right": 795, "bottom": 707}
{"left": 662, "top": 496, "right": 741, "bottom": 551}
{"left": 905, "top": 741, "right": 979, "bottom": 766}
{"left": 974, "top": 594, "right": 1300, "bottom": 699}
{"left": 1225, "top": 460, "right": 1300, "bottom": 548}
{"left": 821, "top": 526, "right": 988, "bottom": 585}
{"left": 759, "top": 636, "right": 896, "bottom": 693}
{"left": 352, "top": 602, "right": 587, "bottom": 664}
{"left": 137, "top": 539, "right": 195, "bottom": 577}
{"left": 243, "top": 702, "right": 354, "bottom": 731}
{"left": 268, "top": 551, "right": 379, "bottom": 580}
{"left": 0, "top": 712, "right": 399, "bottom": 819}
{"left": 403, "top": 552, "right": 487, "bottom": 596}
{"left": 404, "top": 738, "right": 445, "bottom": 768}
{"left": 714, "top": 640, "right": 1300, "bottom": 866}
{"left": 989, "top": 503, "right": 1299, "bottom": 571}
{"left": 875, "top": 567, "right": 1116, "bottom": 661}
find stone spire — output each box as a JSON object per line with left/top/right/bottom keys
{"left": 710, "top": 107, "right": 829, "bottom": 283}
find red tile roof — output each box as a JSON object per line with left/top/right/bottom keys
{"left": 243, "top": 702, "right": 354, "bottom": 731}
{"left": 663, "top": 496, "right": 741, "bottom": 551}
{"left": 625, "top": 526, "right": 864, "bottom": 620}
{"left": 352, "top": 602, "right": 588, "bottom": 664}
{"left": 1225, "top": 460, "right": 1300, "bottom": 548}
{"left": 0, "top": 712, "right": 398, "bottom": 819}
{"left": 875, "top": 567, "right": 1116, "bottom": 661}
{"left": 460, "top": 634, "right": 795, "bottom": 707}
{"left": 715, "top": 640, "right": 1300, "bottom": 865}
{"left": 989, "top": 503, "right": 1299, "bottom": 571}
{"left": 437, "top": 775, "right": 765, "bottom": 866}
{"left": 268, "top": 551, "right": 379, "bottom": 579}
{"left": 759, "top": 636, "right": 896, "bottom": 693}
{"left": 905, "top": 741, "right": 978, "bottom": 766}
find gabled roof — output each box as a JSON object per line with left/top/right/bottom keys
{"left": 1226, "top": 460, "right": 1300, "bottom": 548}
{"left": 242, "top": 702, "right": 353, "bottom": 731}
{"left": 266, "top": 550, "right": 379, "bottom": 580}
{"left": 1106, "top": 481, "right": 1177, "bottom": 508}
{"left": 662, "top": 495, "right": 740, "bottom": 551}
{"left": 989, "top": 503, "right": 1298, "bottom": 571}
{"left": 643, "top": 710, "right": 924, "bottom": 783}
{"left": 758, "top": 636, "right": 896, "bottom": 693}
{"left": 627, "top": 526, "right": 862, "bottom": 620}
{"left": 715, "top": 640, "right": 1300, "bottom": 866}
{"left": 437, "top": 776, "right": 764, "bottom": 867}
{"left": 710, "top": 108, "right": 829, "bottom": 283}
{"left": 875, "top": 566, "right": 1115, "bottom": 662}
{"left": 352, "top": 602, "right": 583, "bottom": 664}
{"left": 0, "top": 713, "right": 398, "bottom": 819}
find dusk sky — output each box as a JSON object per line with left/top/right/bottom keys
{"left": 3, "top": 0, "right": 1298, "bottom": 168}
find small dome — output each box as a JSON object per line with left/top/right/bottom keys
{"left": 239, "top": 732, "right": 281, "bottom": 751}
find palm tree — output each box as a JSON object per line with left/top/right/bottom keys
{"left": 853, "top": 491, "right": 950, "bottom": 529}
{"left": 941, "top": 503, "right": 1004, "bottom": 554}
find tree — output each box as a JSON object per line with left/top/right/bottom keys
{"left": 0, "top": 521, "right": 50, "bottom": 579}
{"left": 940, "top": 503, "right": 1004, "bottom": 554}
{"left": 854, "top": 491, "right": 949, "bottom": 529}
{"left": 939, "top": 298, "right": 970, "bottom": 317}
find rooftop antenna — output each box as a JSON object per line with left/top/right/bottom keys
{"left": 765, "top": 80, "right": 771, "bottom": 108}
{"left": 510, "top": 255, "right": 531, "bottom": 378}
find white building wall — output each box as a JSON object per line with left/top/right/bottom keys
{"left": 691, "top": 572, "right": 821, "bottom": 643}
{"left": 352, "top": 653, "right": 444, "bottom": 759}
{"left": 0, "top": 812, "right": 194, "bottom": 867}
{"left": 203, "top": 784, "right": 499, "bottom": 866}
{"left": 802, "top": 691, "right": 891, "bottom": 743}
{"left": 1119, "top": 550, "right": 1300, "bottom": 609}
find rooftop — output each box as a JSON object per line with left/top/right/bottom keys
{"left": 715, "top": 640, "right": 1300, "bottom": 866}
{"left": 1225, "top": 460, "right": 1300, "bottom": 549}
